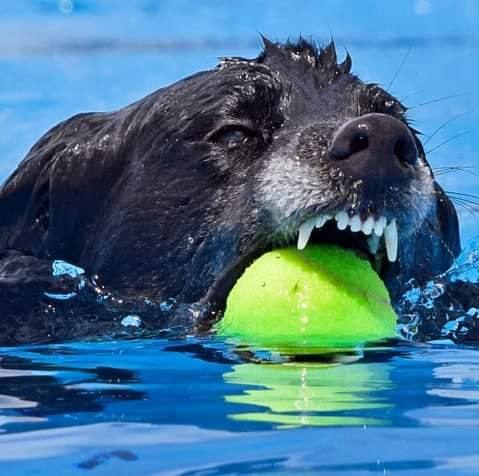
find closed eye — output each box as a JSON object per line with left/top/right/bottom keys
{"left": 207, "top": 124, "right": 257, "bottom": 148}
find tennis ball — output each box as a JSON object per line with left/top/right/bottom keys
{"left": 216, "top": 244, "right": 397, "bottom": 351}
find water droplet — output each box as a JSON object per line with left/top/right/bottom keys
{"left": 121, "top": 315, "right": 141, "bottom": 328}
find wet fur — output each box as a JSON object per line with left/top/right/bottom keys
{"left": 0, "top": 38, "right": 463, "bottom": 344}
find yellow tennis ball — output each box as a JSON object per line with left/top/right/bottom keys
{"left": 216, "top": 244, "right": 397, "bottom": 351}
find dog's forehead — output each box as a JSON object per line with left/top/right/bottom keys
{"left": 197, "top": 40, "right": 406, "bottom": 124}
{"left": 215, "top": 39, "right": 366, "bottom": 118}
{"left": 223, "top": 51, "right": 334, "bottom": 87}
{"left": 261, "top": 39, "right": 350, "bottom": 83}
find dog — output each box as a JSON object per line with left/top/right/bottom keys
{"left": 0, "top": 38, "right": 464, "bottom": 344}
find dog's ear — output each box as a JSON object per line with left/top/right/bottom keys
{"left": 386, "top": 182, "right": 461, "bottom": 300}
{"left": 435, "top": 183, "right": 461, "bottom": 260}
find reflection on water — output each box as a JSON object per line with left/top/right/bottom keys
{"left": 224, "top": 359, "right": 393, "bottom": 427}
{"left": 0, "top": 352, "right": 146, "bottom": 433}
{"left": 1, "top": 340, "right": 479, "bottom": 472}
{"left": 2, "top": 340, "right": 476, "bottom": 435}
{"left": 0, "top": 341, "right": 403, "bottom": 436}
{"left": 0, "top": 340, "right": 479, "bottom": 474}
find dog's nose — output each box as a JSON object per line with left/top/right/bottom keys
{"left": 328, "top": 113, "right": 418, "bottom": 180}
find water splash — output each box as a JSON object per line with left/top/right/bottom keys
{"left": 398, "top": 236, "right": 479, "bottom": 343}
{"left": 44, "top": 238, "right": 479, "bottom": 344}
{"left": 445, "top": 236, "right": 479, "bottom": 284}
{"left": 121, "top": 315, "right": 142, "bottom": 328}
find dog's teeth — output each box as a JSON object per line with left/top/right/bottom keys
{"left": 301, "top": 210, "right": 394, "bottom": 259}
{"left": 315, "top": 215, "right": 330, "bottom": 229}
{"left": 384, "top": 219, "right": 398, "bottom": 262}
{"left": 350, "top": 215, "right": 362, "bottom": 232}
{"left": 361, "top": 216, "right": 375, "bottom": 235}
{"left": 367, "top": 233, "right": 381, "bottom": 255}
{"left": 297, "top": 218, "right": 316, "bottom": 250}
{"left": 335, "top": 211, "right": 349, "bottom": 230}
{"left": 373, "top": 216, "right": 387, "bottom": 237}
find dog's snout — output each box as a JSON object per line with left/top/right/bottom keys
{"left": 328, "top": 113, "right": 418, "bottom": 176}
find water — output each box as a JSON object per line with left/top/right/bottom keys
{"left": 8, "top": 243, "right": 479, "bottom": 475}
{"left": 397, "top": 237, "right": 479, "bottom": 342}
{"left": 2, "top": 339, "right": 479, "bottom": 475}
{"left": 1, "top": 1, "right": 479, "bottom": 474}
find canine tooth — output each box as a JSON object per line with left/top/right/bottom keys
{"left": 362, "top": 216, "right": 375, "bottom": 235}
{"left": 335, "top": 211, "right": 349, "bottom": 230}
{"left": 367, "top": 233, "right": 381, "bottom": 254}
{"left": 350, "top": 215, "right": 362, "bottom": 232}
{"left": 297, "top": 219, "right": 316, "bottom": 250}
{"left": 315, "top": 215, "right": 330, "bottom": 229}
{"left": 373, "top": 216, "right": 387, "bottom": 236}
{"left": 384, "top": 219, "right": 398, "bottom": 262}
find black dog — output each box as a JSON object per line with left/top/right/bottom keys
{"left": 0, "top": 38, "right": 465, "bottom": 344}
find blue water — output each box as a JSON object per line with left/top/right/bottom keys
{"left": 2, "top": 339, "right": 479, "bottom": 475}
{"left": 1, "top": 1, "right": 479, "bottom": 474}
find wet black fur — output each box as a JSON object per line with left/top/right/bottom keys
{"left": 0, "top": 38, "right": 464, "bottom": 344}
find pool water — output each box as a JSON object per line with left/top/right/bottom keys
{"left": 1, "top": 1, "right": 479, "bottom": 474}
{"left": 3, "top": 339, "right": 479, "bottom": 475}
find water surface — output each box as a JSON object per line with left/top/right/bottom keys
{"left": 2, "top": 339, "right": 479, "bottom": 475}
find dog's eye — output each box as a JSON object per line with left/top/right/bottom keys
{"left": 209, "top": 125, "right": 256, "bottom": 148}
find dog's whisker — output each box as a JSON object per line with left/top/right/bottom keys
{"left": 409, "top": 92, "right": 468, "bottom": 110}
{"left": 387, "top": 47, "right": 413, "bottom": 91}
{"left": 447, "top": 191, "right": 479, "bottom": 200}
{"left": 423, "top": 111, "right": 471, "bottom": 146}
{"left": 434, "top": 165, "right": 479, "bottom": 178}
{"left": 426, "top": 131, "right": 470, "bottom": 155}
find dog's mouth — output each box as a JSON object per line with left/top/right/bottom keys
{"left": 202, "top": 208, "right": 399, "bottom": 323}
{"left": 296, "top": 210, "right": 398, "bottom": 272}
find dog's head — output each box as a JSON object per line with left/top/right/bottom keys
{"left": 1, "top": 38, "right": 460, "bottom": 315}
{"left": 119, "top": 38, "right": 459, "bottom": 306}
